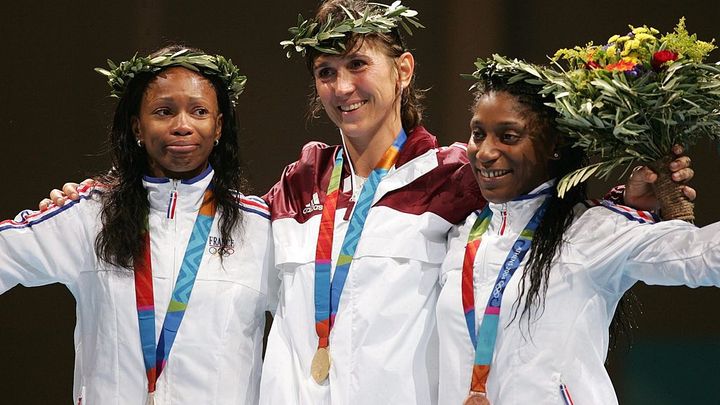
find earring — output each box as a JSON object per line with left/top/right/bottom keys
{"left": 214, "top": 139, "right": 220, "bottom": 147}
{"left": 553, "top": 152, "right": 560, "bottom": 159}
{"left": 136, "top": 139, "right": 143, "bottom": 147}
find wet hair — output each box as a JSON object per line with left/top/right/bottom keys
{"left": 95, "top": 44, "right": 246, "bottom": 269}
{"left": 304, "top": 0, "right": 424, "bottom": 130}
{"left": 472, "top": 73, "right": 636, "bottom": 349}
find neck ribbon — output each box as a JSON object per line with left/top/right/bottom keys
{"left": 134, "top": 187, "right": 216, "bottom": 401}
{"left": 461, "top": 195, "right": 550, "bottom": 398}
{"left": 314, "top": 130, "right": 407, "bottom": 349}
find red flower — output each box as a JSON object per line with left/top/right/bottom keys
{"left": 585, "top": 60, "right": 601, "bottom": 70}
{"left": 651, "top": 50, "right": 678, "bottom": 71}
{"left": 605, "top": 59, "right": 637, "bottom": 72}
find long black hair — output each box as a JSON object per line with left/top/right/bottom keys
{"left": 95, "top": 44, "right": 246, "bottom": 269}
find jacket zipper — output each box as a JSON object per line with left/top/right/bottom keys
{"left": 170, "top": 179, "right": 180, "bottom": 303}
{"left": 166, "top": 181, "right": 179, "bottom": 220}
{"left": 499, "top": 203, "right": 507, "bottom": 236}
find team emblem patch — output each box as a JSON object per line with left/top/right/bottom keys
{"left": 207, "top": 235, "right": 235, "bottom": 256}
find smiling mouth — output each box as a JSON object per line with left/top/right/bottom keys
{"left": 479, "top": 169, "right": 512, "bottom": 178}
{"left": 338, "top": 101, "right": 367, "bottom": 112}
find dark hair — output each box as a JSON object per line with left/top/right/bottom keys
{"left": 304, "top": 0, "right": 424, "bottom": 130}
{"left": 95, "top": 44, "right": 246, "bottom": 269}
{"left": 473, "top": 73, "right": 635, "bottom": 348}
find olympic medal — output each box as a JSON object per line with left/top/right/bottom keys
{"left": 463, "top": 390, "right": 490, "bottom": 405}
{"left": 311, "top": 347, "right": 331, "bottom": 383}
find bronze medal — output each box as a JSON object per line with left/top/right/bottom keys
{"left": 311, "top": 347, "right": 331, "bottom": 383}
{"left": 463, "top": 390, "right": 490, "bottom": 405}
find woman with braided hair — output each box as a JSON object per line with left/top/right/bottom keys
{"left": 0, "top": 45, "right": 276, "bottom": 404}
{"left": 436, "top": 57, "right": 720, "bottom": 405}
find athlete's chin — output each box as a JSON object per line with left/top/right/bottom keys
{"left": 478, "top": 187, "right": 515, "bottom": 204}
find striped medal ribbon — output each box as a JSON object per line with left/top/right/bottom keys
{"left": 311, "top": 130, "right": 407, "bottom": 383}
{"left": 134, "top": 187, "right": 216, "bottom": 403}
{"left": 461, "top": 198, "right": 550, "bottom": 404}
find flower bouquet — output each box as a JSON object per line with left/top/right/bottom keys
{"left": 546, "top": 18, "right": 720, "bottom": 221}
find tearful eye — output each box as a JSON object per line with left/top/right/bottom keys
{"left": 154, "top": 108, "right": 172, "bottom": 116}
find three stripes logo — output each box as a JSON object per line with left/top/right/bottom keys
{"left": 303, "top": 193, "right": 324, "bottom": 214}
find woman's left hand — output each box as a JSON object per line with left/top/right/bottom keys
{"left": 623, "top": 144, "right": 695, "bottom": 211}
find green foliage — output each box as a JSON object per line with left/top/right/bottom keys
{"left": 464, "top": 54, "right": 549, "bottom": 92}
{"left": 661, "top": 17, "right": 716, "bottom": 62}
{"left": 95, "top": 49, "right": 247, "bottom": 106}
{"left": 280, "top": 0, "right": 424, "bottom": 58}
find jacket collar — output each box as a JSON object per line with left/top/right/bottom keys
{"left": 486, "top": 179, "right": 555, "bottom": 233}
{"left": 142, "top": 165, "right": 214, "bottom": 213}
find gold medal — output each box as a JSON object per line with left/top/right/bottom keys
{"left": 463, "top": 390, "right": 490, "bottom": 405}
{"left": 310, "top": 347, "right": 331, "bottom": 383}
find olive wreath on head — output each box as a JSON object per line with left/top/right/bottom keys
{"left": 95, "top": 48, "right": 247, "bottom": 106}
{"left": 280, "top": 0, "right": 424, "bottom": 58}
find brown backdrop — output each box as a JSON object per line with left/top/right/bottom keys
{"left": 1, "top": 1, "right": 718, "bottom": 403}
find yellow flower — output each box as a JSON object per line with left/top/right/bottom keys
{"left": 606, "top": 45, "right": 617, "bottom": 56}
{"left": 632, "top": 26, "right": 649, "bottom": 34}
{"left": 608, "top": 34, "right": 620, "bottom": 44}
{"left": 622, "top": 56, "right": 640, "bottom": 64}
{"left": 634, "top": 33, "right": 655, "bottom": 42}
{"left": 622, "top": 39, "right": 641, "bottom": 56}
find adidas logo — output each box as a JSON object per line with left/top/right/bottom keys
{"left": 303, "top": 193, "right": 323, "bottom": 214}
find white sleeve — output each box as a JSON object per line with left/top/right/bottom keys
{"left": 566, "top": 207, "right": 720, "bottom": 292}
{"left": 0, "top": 195, "right": 99, "bottom": 294}
{"left": 265, "top": 223, "right": 280, "bottom": 315}
{"left": 623, "top": 220, "right": 720, "bottom": 286}
{"left": 236, "top": 193, "right": 279, "bottom": 315}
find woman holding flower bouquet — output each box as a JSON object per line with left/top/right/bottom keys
{"left": 436, "top": 53, "right": 720, "bottom": 405}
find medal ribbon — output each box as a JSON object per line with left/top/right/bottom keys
{"left": 134, "top": 187, "right": 216, "bottom": 396}
{"left": 461, "top": 197, "right": 550, "bottom": 395}
{"left": 314, "top": 130, "right": 407, "bottom": 350}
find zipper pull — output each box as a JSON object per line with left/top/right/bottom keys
{"left": 499, "top": 203, "right": 507, "bottom": 235}
{"left": 166, "top": 180, "right": 179, "bottom": 220}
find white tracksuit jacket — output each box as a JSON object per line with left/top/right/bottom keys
{"left": 437, "top": 181, "right": 720, "bottom": 404}
{"left": 259, "top": 127, "right": 486, "bottom": 405}
{"left": 0, "top": 167, "right": 277, "bottom": 404}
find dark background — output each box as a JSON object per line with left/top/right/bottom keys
{"left": 1, "top": 1, "right": 718, "bottom": 403}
